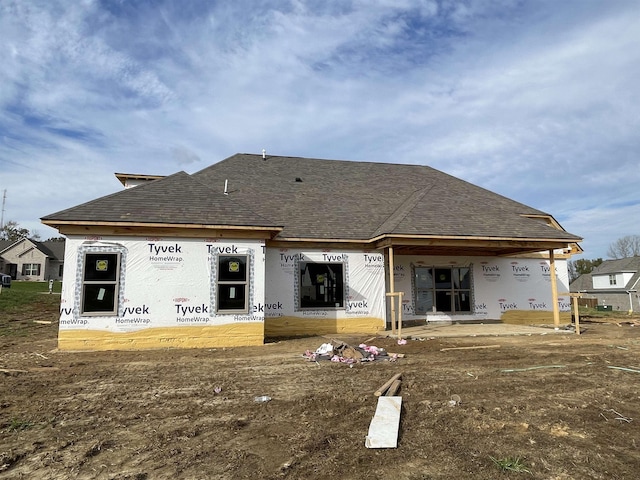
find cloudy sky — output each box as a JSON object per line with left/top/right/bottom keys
{"left": 1, "top": 0, "right": 638, "bottom": 259}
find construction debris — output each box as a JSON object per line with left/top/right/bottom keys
{"left": 303, "top": 340, "right": 401, "bottom": 364}
{"left": 366, "top": 373, "right": 403, "bottom": 449}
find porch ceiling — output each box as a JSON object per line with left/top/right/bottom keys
{"left": 376, "top": 238, "right": 572, "bottom": 257}
{"left": 388, "top": 245, "right": 555, "bottom": 257}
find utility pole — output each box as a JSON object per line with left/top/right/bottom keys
{"left": 0, "top": 189, "right": 6, "bottom": 230}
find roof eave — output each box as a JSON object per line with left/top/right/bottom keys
{"left": 267, "top": 233, "right": 579, "bottom": 257}
{"left": 41, "top": 219, "right": 284, "bottom": 239}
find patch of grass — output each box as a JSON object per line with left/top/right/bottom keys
{"left": 5, "top": 418, "right": 35, "bottom": 433}
{"left": 0, "top": 281, "right": 61, "bottom": 312}
{"left": 579, "top": 306, "right": 639, "bottom": 320}
{"left": 0, "top": 281, "right": 61, "bottom": 337}
{"left": 490, "top": 456, "right": 532, "bottom": 474}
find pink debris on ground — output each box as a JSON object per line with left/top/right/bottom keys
{"left": 302, "top": 340, "right": 400, "bottom": 365}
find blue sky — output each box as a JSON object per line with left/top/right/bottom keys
{"left": 1, "top": 0, "right": 639, "bottom": 259}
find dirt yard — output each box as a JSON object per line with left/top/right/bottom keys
{"left": 2, "top": 297, "right": 640, "bottom": 479}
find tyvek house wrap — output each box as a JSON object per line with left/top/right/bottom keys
{"left": 58, "top": 236, "right": 266, "bottom": 351}
{"left": 391, "top": 254, "right": 571, "bottom": 323}
{"left": 263, "top": 248, "right": 387, "bottom": 338}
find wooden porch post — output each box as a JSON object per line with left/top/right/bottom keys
{"left": 572, "top": 294, "right": 581, "bottom": 335}
{"left": 388, "top": 246, "right": 396, "bottom": 334}
{"left": 549, "top": 249, "right": 560, "bottom": 329}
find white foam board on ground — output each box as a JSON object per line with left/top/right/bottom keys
{"left": 365, "top": 395, "right": 402, "bottom": 448}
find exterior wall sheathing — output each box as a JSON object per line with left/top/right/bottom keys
{"left": 58, "top": 237, "right": 572, "bottom": 350}
{"left": 391, "top": 255, "right": 571, "bottom": 325}
{"left": 58, "top": 235, "right": 266, "bottom": 351}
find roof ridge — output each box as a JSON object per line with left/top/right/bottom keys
{"left": 591, "top": 256, "right": 640, "bottom": 276}
{"left": 371, "top": 185, "right": 434, "bottom": 237}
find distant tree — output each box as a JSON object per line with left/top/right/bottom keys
{"left": 607, "top": 235, "right": 640, "bottom": 259}
{"left": 568, "top": 258, "right": 603, "bottom": 283}
{"left": 0, "top": 220, "right": 31, "bottom": 242}
{"left": 45, "top": 236, "right": 66, "bottom": 242}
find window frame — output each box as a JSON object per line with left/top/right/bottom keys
{"left": 215, "top": 254, "right": 250, "bottom": 314}
{"left": 298, "top": 261, "right": 346, "bottom": 310}
{"left": 608, "top": 274, "right": 617, "bottom": 286}
{"left": 413, "top": 265, "right": 472, "bottom": 314}
{"left": 80, "top": 252, "right": 121, "bottom": 316}
{"left": 22, "top": 263, "right": 41, "bottom": 276}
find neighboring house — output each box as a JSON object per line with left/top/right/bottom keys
{"left": 570, "top": 256, "right": 640, "bottom": 313}
{"left": 0, "top": 240, "right": 13, "bottom": 275}
{"left": 0, "top": 238, "right": 66, "bottom": 282}
{"left": 42, "top": 153, "right": 582, "bottom": 351}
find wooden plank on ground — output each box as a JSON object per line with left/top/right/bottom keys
{"left": 440, "top": 345, "right": 501, "bottom": 352}
{"left": 385, "top": 379, "right": 401, "bottom": 396}
{"left": 374, "top": 373, "right": 402, "bottom": 396}
{"left": 0, "top": 368, "right": 28, "bottom": 374}
{"left": 365, "top": 396, "right": 402, "bottom": 449}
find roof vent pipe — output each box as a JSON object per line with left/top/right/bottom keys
{"left": 262, "top": 149, "right": 266, "bottom": 160}
{"left": 224, "top": 179, "right": 228, "bottom": 195}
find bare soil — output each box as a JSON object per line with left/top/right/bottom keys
{"left": 2, "top": 298, "right": 640, "bottom": 479}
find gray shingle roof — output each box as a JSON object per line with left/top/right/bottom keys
{"left": 34, "top": 240, "right": 65, "bottom": 261}
{"left": 42, "top": 171, "right": 281, "bottom": 229}
{"left": 42, "top": 153, "right": 581, "bottom": 244}
{"left": 0, "top": 240, "right": 17, "bottom": 253}
{"left": 192, "top": 154, "right": 580, "bottom": 241}
{"left": 570, "top": 273, "right": 593, "bottom": 292}
{"left": 591, "top": 256, "right": 640, "bottom": 275}
{"left": 590, "top": 256, "right": 640, "bottom": 291}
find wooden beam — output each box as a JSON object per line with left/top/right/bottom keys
{"left": 573, "top": 295, "right": 581, "bottom": 335}
{"left": 385, "top": 379, "right": 402, "bottom": 396}
{"left": 398, "top": 291, "right": 403, "bottom": 340}
{"left": 373, "top": 235, "right": 571, "bottom": 249}
{"left": 375, "top": 373, "right": 403, "bottom": 397}
{"left": 550, "top": 249, "right": 560, "bottom": 329}
{"left": 560, "top": 292, "right": 583, "bottom": 335}
{"left": 267, "top": 239, "right": 371, "bottom": 250}
{"left": 43, "top": 219, "right": 282, "bottom": 231}
{"left": 388, "top": 245, "right": 396, "bottom": 335}
{"left": 52, "top": 225, "right": 275, "bottom": 239}
{"left": 440, "top": 344, "right": 501, "bottom": 352}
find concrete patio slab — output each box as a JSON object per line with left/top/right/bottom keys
{"left": 382, "top": 322, "right": 574, "bottom": 339}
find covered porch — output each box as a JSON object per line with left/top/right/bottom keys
{"left": 377, "top": 232, "right": 581, "bottom": 334}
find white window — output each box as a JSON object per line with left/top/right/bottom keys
{"left": 216, "top": 255, "right": 249, "bottom": 313}
{"left": 299, "top": 262, "right": 345, "bottom": 309}
{"left": 609, "top": 274, "right": 617, "bottom": 286}
{"left": 22, "top": 263, "right": 41, "bottom": 276}
{"left": 81, "top": 253, "right": 121, "bottom": 315}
